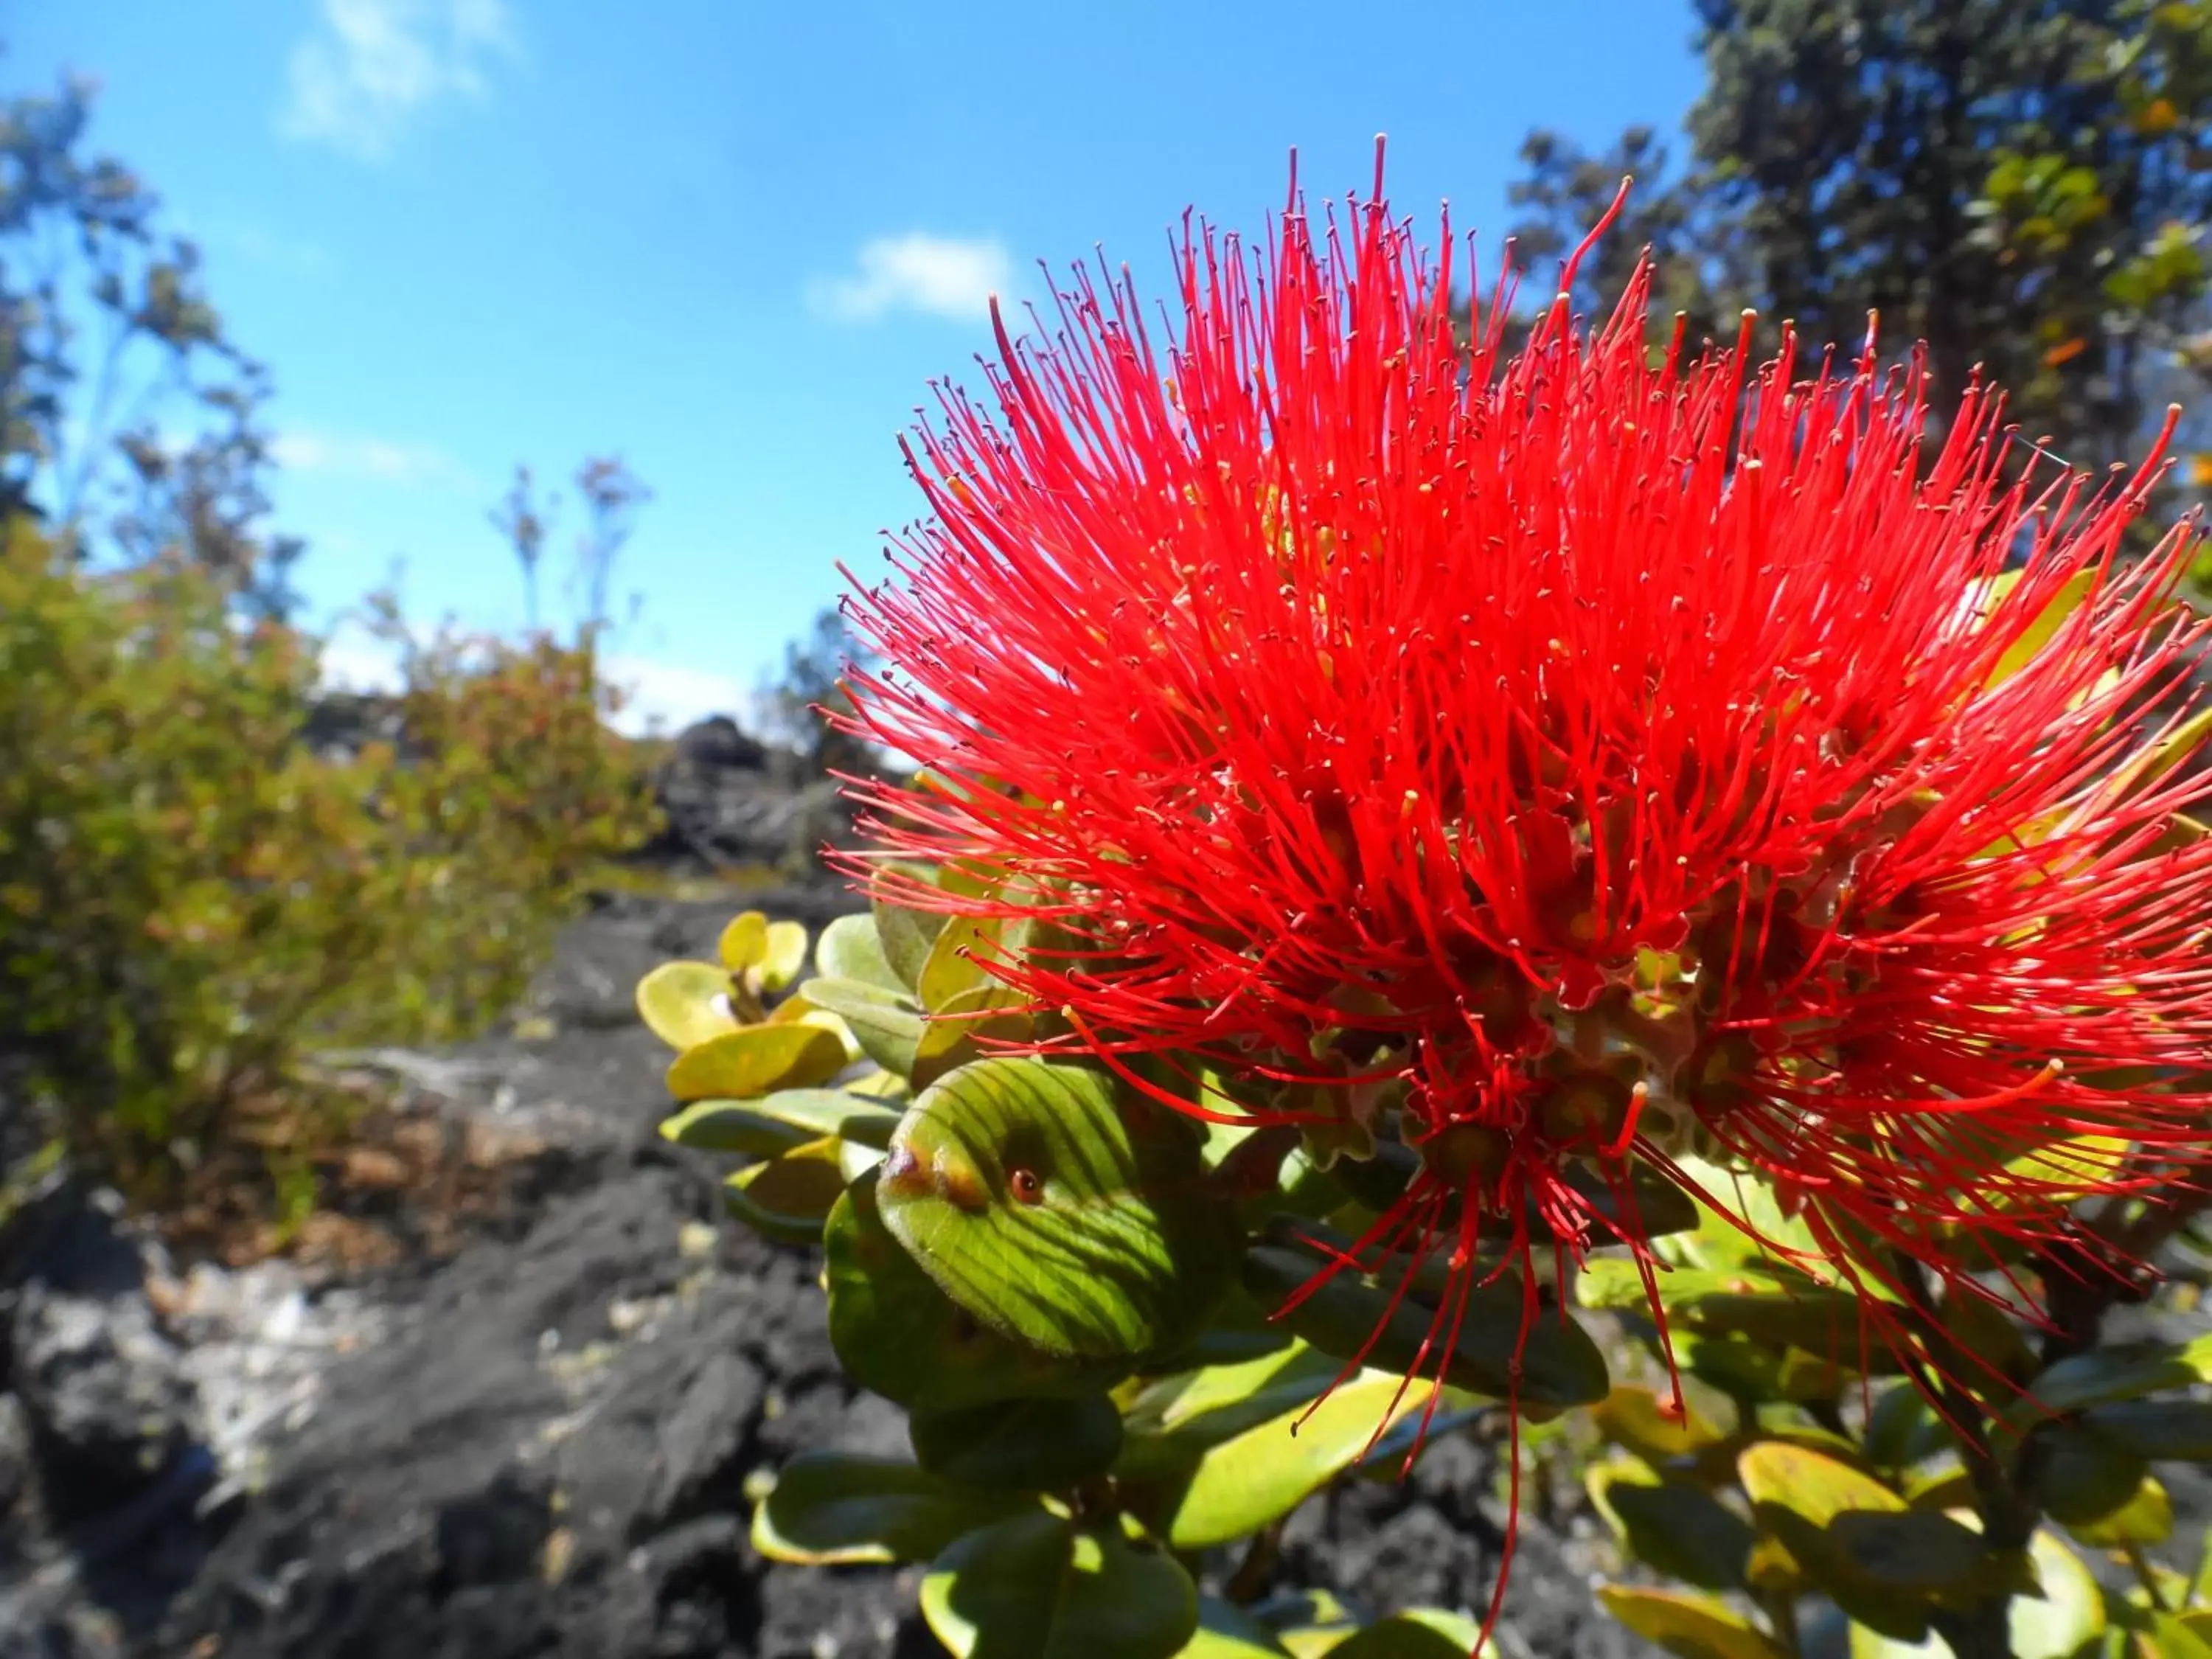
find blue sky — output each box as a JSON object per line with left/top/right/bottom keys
{"left": 12, "top": 0, "right": 1705, "bottom": 731}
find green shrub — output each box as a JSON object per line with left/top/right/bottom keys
{"left": 0, "top": 520, "right": 658, "bottom": 1209}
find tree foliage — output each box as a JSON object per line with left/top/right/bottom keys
{"left": 1512, "top": 0, "right": 2212, "bottom": 485}
{"left": 0, "top": 74, "right": 299, "bottom": 615}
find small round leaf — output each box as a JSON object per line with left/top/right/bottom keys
{"left": 665, "top": 1022, "right": 848, "bottom": 1101}
{"left": 636, "top": 961, "right": 740, "bottom": 1051}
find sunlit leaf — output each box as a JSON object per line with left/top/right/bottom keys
{"left": 714, "top": 1086, "right": 901, "bottom": 1150}
{"left": 665, "top": 1022, "right": 848, "bottom": 1101}
{"left": 880, "top": 1058, "right": 1240, "bottom": 1362}
{"left": 1153, "top": 1370, "right": 1445, "bottom": 1550}
{"left": 824, "top": 1177, "right": 1130, "bottom": 1413}
{"left": 717, "top": 910, "right": 769, "bottom": 973}
{"left": 815, "top": 911, "right": 907, "bottom": 995}
{"left": 658, "top": 1097, "right": 815, "bottom": 1158}
{"left": 1588, "top": 1458, "right": 1754, "bottom": 1590}
{"left": 635, "top": 960, "right": 740, "bottom": 1051}
{"left": 872, "top": 862, "right": 954, "bottom": 989}
{"left": 751, "top": 1451, "right": 1034, "bottom": 1565}
{"left": 1591, "top": 1385, "right": 1728, "bottom": 1467}
{"left": 723, "top": 1137, "right": 846, "bottom": 1244}
{"left": 919, "top": 1510, "right": 1198, "bottom": 1659}
{"left": 1596, "top": 1585, "right": 1788, "bottom": 1659}
{"left": 2034, "top": 1422, "right": 2149, "bottom": 1528}
{"left": 1243, "top": 1240, "right": 1609, "bottom": 1409}
{"left": 801, "top": 975, "right": 925, "bottom": 1076}
{"left": 1178, "top": 1599, "right": 1294, "bottom": 1658}
{"left": 2064, "top": 1472, "right": 2171, "bottom": 1548}
{"left": 759, "top": 918, "right": 810, "bottom": 992}
{"left": 1323, "top": 1610, "right": 1488, "bottom": 1657}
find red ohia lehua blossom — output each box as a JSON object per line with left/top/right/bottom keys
{"left": 839, "top": 146, "right": 2212, "bottom": 1628}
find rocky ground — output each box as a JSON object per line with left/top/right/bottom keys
{"left": 0, "top": 884, "right": 1650, "bottom": 1659}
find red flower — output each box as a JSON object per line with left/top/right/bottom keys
{"left": 841, "top": 151, "right": 2212, "bottom": 1627}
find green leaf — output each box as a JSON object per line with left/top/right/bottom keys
{"left": 880, "top": 1058, "right": 1240, "bottom": 1362}
{"left": 1244, "top": 1242, "right": 1610, "bottom": 1408}
{"left": 1154, "top": 1370, "right": 1447, "bottom": 1550}
{"left": 1596, "top": 1585, "right": 1788, "bottom": 1659}
{"left": 911, "top": 983, "right": 1037, "bottom": 1091}
{"left": 1117, "top": 1343, "right": 1344, "bottom": 1480}
{"left": 1739, "top": 1442, "right": 1943, "bottom": 1641}
{"left": 920, "top": 1510, "right": 1198, "bottom": 1659}
{"left": 1865, "top": 1382, "right": 1954, "bottom": 1470}
{"left": 919, "top": 910, "right": 1032, "bottom": 1015}
{"left": 2082, "top": 1399, "right": 2212, "bottom": 1461}
{"left": 799, "top": 975, "right": 925, "bottom": 1076}
{"left": 1589, "top": 1459, "right": 1754, "bottom": 1590}
{"left": 873, "top": 865, "right": 953, "bottom": 990}
{"left": 2065, "top": 1472, "right": 2172, "bottom": 1547}
{"left": 1991, "top": 1529, "right": 2104, "bottom": 1659}
{"left": 824, "top": 1177, "right": 1130, "bottom": 1413}
{"left": 1590, "top": 1385, "right": 1728, "bottom": 1467}
{"left": 1582, "top": 1257, "right": 1874, "bottom": 1362}
{"left": 1178, "top": 1599, "right": 1294, "bottom": 1657}
{"left": 716, "top": 911, "right": 768, "bottom": 973}
{"left": 664, "top": 1022, "right": 848, "bottom": 1101}
{"left": 635, "top": 960, "right": 740, "bottom": 1051}
{"left": 759, "top": 919, "right": 810, "bottom": 993}
{"left": 1680, "top": 1332, "right": 1857, "bottom": 1405}
{"left": 1323, "top": 1610, "right": 1488, "bottom": 1657}
{"left": 909, "top": 1395, "right": 1124, "bottom": 1492}
{"left": 2152, "top": 1614, "right": 2212, "bottom": 1659}
{"left": 751, "top": 1451, "right": 1034, "bottom": 1565}
{"left": 2034, "top": 1422, "right": 2149, "bottom": 1528}
{"left": 657, "top": 1097, "right": 816, "bottom": 1158}
{"left": 815, "top": 911, "right": 907, "bottom": 995}
{"left": 2010, "top": 1338, "right": 2212, "bottom": 1423}
{"left": 1826, "top": 1509, "right": 1997, "bottom": 1593}
{"left": 723, "top": 1137, "right": 847, "bottom": 1244}
{"left": 1843, "top": 1528, "right": 2103, "bottom": 1659}
{"left": 1987, "top": 569, "right": 2096, "bottom": 686}
{"left": 716, "top": 1086, "right": 902, "bottom": 1149}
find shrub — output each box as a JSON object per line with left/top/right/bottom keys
{"left": 0, "top": 521, "right": 657, "bottom": 1211}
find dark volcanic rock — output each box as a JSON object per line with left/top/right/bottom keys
{"left": 5, "top": 893, "right": 1663, "bottom": 1659}
{"left": 645, "top": 717, "right": 854, "bottom": 875}
{"left": 4, "top": 1192, "right": 200, "bottom": 1519}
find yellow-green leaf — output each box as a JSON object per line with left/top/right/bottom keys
{"left": 759, "top": 919, "right": 810, "bottom": 992}
{"left": 665, "top": 1022, "right": 848, "bottom": 1101}
{"left": 635, "top": 960, "right": 740, "bottom": 1051}
{"left": 751, "top": 1451, "right": 1032, "bottom": 1565}
{"left": 723, "top": 1137, "right": 848, "bottom": 1244}
{"left": 1589, "top": 1459, "right": 1754, "bottom": 1590}
{"left": 1596, "top": 1585, "right": 1788, "bottom": 1659}
{"left": 717, "top": 910, "right": 769, "bottom": 973}
{"left": 1155, "top": 1371, "right": 1442, "bottom": 1550}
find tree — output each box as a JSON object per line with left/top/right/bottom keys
{"left": 487, "top": 455, "right": 652, "bottom": 636}
{"left": 1513, "top": 0, "right": 2212, "bottom": 482}
{"left": 759, "top": 605, "right": 880, "bottom": 781}
{"left": 0, "top": 75, "right": 299, "bottom": 614}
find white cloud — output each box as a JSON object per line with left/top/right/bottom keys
{"left": 316, "top": 629, "right": 406, "bottom": 695}
{"left": 278, "top": 0, "right": 517, "bottom": 161}
{"left": 807, "top": 233, "right": 1014, "bottom": 324}
{"left": 273, "top": 428, "right": 477, "bottom": 492}
{"left": 602, "top": 655, "right": 754, "bottom": 738}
